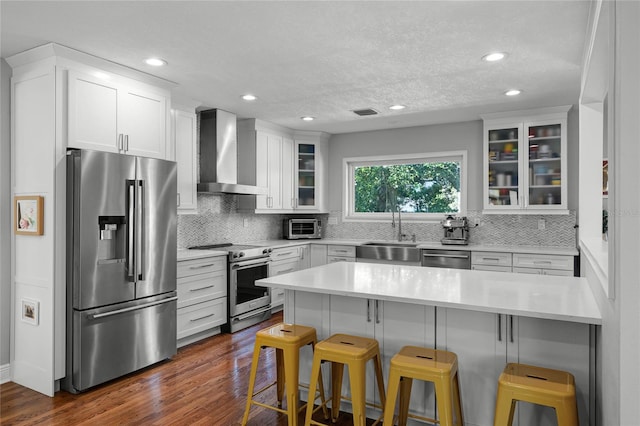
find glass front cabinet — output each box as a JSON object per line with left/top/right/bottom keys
{"left": 481, "top": 106, "right": 570, "bottom": 213}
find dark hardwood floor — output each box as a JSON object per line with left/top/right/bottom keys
{"left": 0, "top": 312, "right": 377, "bottom": 425}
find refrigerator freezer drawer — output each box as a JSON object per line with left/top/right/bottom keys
{"left": 70, "top": 293, "right": 177, "bottom": 392}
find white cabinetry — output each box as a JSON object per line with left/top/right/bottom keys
{"left": 329, "top": 295, "right": 436, "bottom": 419}
{"left": 68, "top": 69, "right": 169, "bottom": 159}
{"left": 327, "top": 245, "right": 356, "bottom": 263}
{"left": 481, "top": 106, "right": 570, "bottom": 214}
{"left": 173, "top": 107, "right": 197, "bottom": 214}
{"left": 512, "top": 253, "right": 575, "bottom": 276}
{"left": 237, "top": 119, "right": 329, "bottom": 213}
{"left": 176, "top": 255, "right": 227, "bottom": 347}
{"left": 310, "top": 244, "right": 328, "bottom": 267}
{"left": 436, "top": 308, "right": 590, "bottom": 426}
{"left": 270, "top": 245, "right": 306, "bottom": 310}
{"left": 471, "top": 251, "right": 512, "bottom": 272}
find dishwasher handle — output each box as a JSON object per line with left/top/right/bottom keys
{"left": 422, "top": 253, "right": 470, "bottom": 259}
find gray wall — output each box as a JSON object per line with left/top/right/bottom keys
{"left": 324, "top": 108, "right": 579, "bottom": 247}
{"left": 1, "top": 58, "right": 11, "bottom": 366}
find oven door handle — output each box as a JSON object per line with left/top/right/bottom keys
{"left": 233, "top": 306, "right": 272, "bottom": 322}
{"left": 231, "top": 258, "right": 270, "bottom": 269}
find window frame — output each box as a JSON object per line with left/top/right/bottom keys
{"left": 342, "top": 150, "right": 468, "bottom": 223}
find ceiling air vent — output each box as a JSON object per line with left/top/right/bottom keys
{"left": 352, "top": 108, "right": 379, "bottom": 116}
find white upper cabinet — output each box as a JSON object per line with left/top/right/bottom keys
{"left": 68, "top": 69, "right": 169, "bottom": 159}
{"left": 173, "top": 108, "right": 198, "bottom": 214}
{"left": 481, "top": 106, "right": 570, "bottom": 214}
{"left": 238, "top": 119, "right": 329, "bottom": 214}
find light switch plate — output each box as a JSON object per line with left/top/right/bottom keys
{"left": 243, "top": 218, "right": 249, "bottom": 228}
{"left": 328, "top": 217, "right": 338, "bottom": 225}
{"left": 537, "top": 219, "right": 546, "bottom": 230}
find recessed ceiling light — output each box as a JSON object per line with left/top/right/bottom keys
{"left": 389, "top": 105, "right": 406, "bottom": 110}
{"left": 301, "top": 116, "right": 315, "bottom": 121}
{"left": 505, "top": 89, "right": 522, "bottom": 96}
{"left": 145, "top": 57, "right": 167, "bottom": 67}
{"left": 242, "top": 94, "right": 257, "bottom": 101}
{"left": 482, "top": 52, "right": 507, "bottom": 62}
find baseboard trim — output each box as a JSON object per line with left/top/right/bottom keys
{"left": 0, "top": 363, "right": 10, "bottom": 384}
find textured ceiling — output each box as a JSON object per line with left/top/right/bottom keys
{"left": 1, "top": 1, "right": 590, "bottom": 134}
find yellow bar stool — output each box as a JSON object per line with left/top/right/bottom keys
{"left": 241, "top": 323, "right": 328, "bottom": 426}
{"left": 494, "top": 363, "right": 578, "bottom": 426}
{"left": 383, "top": 346, "right": 463, "bottom": 426}
{"left": 304, "top": 333, "right": 386, "bottom": 426}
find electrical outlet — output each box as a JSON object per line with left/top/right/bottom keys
{"left": 243, "top": 218, "right": 249, "bottom": 228}
{"left": 537, "top": 219, "right": 546, "bottom": 230}
{"left": 328, "top": 217, "right": 338, "bottom": 225}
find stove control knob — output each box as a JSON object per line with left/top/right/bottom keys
{"left": 263, "top": 248, "right": 272, "bottom": 255}
{"left": 238, "top": 252, "right": 245, "bottom": 258}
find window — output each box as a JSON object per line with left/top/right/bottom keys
{"left": 343, "top": 151, "right": 467, "bottom": 222}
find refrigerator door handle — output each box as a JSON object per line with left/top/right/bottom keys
{"left": 137, "top": 180, "right": 145, "bottom": 281}
{"left": 90, "top": 296, "right": 178, "bottom": 319}
{"left": 127, "top": 181, "right": 136, "bottom": 281}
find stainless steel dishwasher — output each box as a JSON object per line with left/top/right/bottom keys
{"left": 421, "top": 248, "right": 471, "bottom": 269}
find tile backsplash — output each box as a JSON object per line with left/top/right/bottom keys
{"left": 178, "top": 194, "right": 577, "bottom": 249}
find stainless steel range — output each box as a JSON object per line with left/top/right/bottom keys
{"left": 189, "top": 243, "right": 272, "bottom": 332}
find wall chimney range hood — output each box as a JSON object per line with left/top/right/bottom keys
{"left": 197, "top": 109, "right": 267, "bottom": 195}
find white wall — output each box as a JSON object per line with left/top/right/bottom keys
{"left": 1, "top": 58, "right": 12, "bottom": 370}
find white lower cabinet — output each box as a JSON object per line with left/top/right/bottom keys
{"left": 270, "top": 245, "right": 307, "bottom": 310}
{"left": 327, "top": 245, "right": 356, "bottom": 264}
{"left": 328, "top": 295, "right": 436, "bottom": 421}
{"left": 176, "top": 255, "right": 227, "bottom": 347}
{"left": 436, "top": 307, "right": 591, "bottom": 426}
{"left": 513, "top": 253, "right": 575, "bottom": 276}
{"left": 310, "top": 244, "right": 328, "bottom": 267}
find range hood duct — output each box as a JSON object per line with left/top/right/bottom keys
{"left": 197, "top": 109, "right": 267, "bottom": 195}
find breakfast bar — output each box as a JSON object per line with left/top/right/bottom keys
{"left": 258, "top": 262, "right": 601, "bottom": 426}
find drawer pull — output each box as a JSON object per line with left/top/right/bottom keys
{"left": 189, "top": 263, "right": 216, "bottom": 269}
{"left": 276, "top": 268, "right": 295, "bottom": 275}
{"left": 190, "top": 313, "right": 215, "bottom": 322}
{"left": 189, "top": 285, "right": 215, "bottom": 292}
{"left": 482, "top": 257, "right": 500, "bottom": 262}
{"left": 533, "top": 260, "right": 552, "bottom": 265}
{"left": 275, "top": 251, "right": 295, "bottom": 257}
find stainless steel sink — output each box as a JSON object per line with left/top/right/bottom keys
{"left": 356, "top": 242, "right": 421, "bottom": 263}
{"left": 361, "top": 241, "right": 418, "bottom": 248}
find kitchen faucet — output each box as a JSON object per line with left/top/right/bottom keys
{"left": 395, "top": 206, "right": 416, "bottom": 242}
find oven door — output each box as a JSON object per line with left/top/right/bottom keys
{"left": 229, "top": 257, "right": 271, "bottom": 318}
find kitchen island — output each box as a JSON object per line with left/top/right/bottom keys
{"left": 257, "top": 262, "right": 600, "bottom": 426}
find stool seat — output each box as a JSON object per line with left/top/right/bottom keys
{"left": 241, "top": 323, "right": 327, "bottom": 426}
{"left": 383, "top": 346, "right": 463, "bottom": 426}
{"left": 494, "top": 363, "right": 578, "bottom": 426}
{"left": 305, "top": 333, "right": 386, "bottom": 426}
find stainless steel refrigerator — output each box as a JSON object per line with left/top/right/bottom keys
{"left": 64, "top": 149, "right": 177, "bottom": 393}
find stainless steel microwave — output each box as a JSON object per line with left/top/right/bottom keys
{"left": 283, "top": 218, "right": 321, "bottom": 239}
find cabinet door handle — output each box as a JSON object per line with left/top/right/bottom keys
{"left": 189, "top": 285, "right": 215, "bottom": 292}
{"left": 510, "top": 315, "right": 514, "bottom": 343}
{"left": 189, "top": 263, "right": 216, "bottom": 269}
{"left": 375, "top": 300, "right": 380, "bottom": 324}
{"left": 366, "top": 299, "right": 371, "bottom": 323}
{"left": 190, "top": 313, "right": 215, "bottom": 322}
{"left": 498, "top": 314, "right": 502, "bottom": 342}
{"left": 124, "top": 134, "right": 129, "bottom": 151}
{"left": 118, "top": 134, "right": 124, "bottom": 150}
{"left": 177, "top": 193, "right": 181, "bottom": 207}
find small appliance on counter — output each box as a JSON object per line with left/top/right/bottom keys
{"left": 441, "top": 215, "right": 470, "bottom": 245}
{"left": 283, "top": 218, "right": 322, "bottom": 239}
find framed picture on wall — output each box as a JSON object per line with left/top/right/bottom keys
{"left": 14, "top": 195, "right": 44, "bottom": 236}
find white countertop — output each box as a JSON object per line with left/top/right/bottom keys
{"left": 250, "top": 239, "right": 579, "bottom": 256}
{"left": 258, "top": 262, "right": 601, "bottom": 325}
